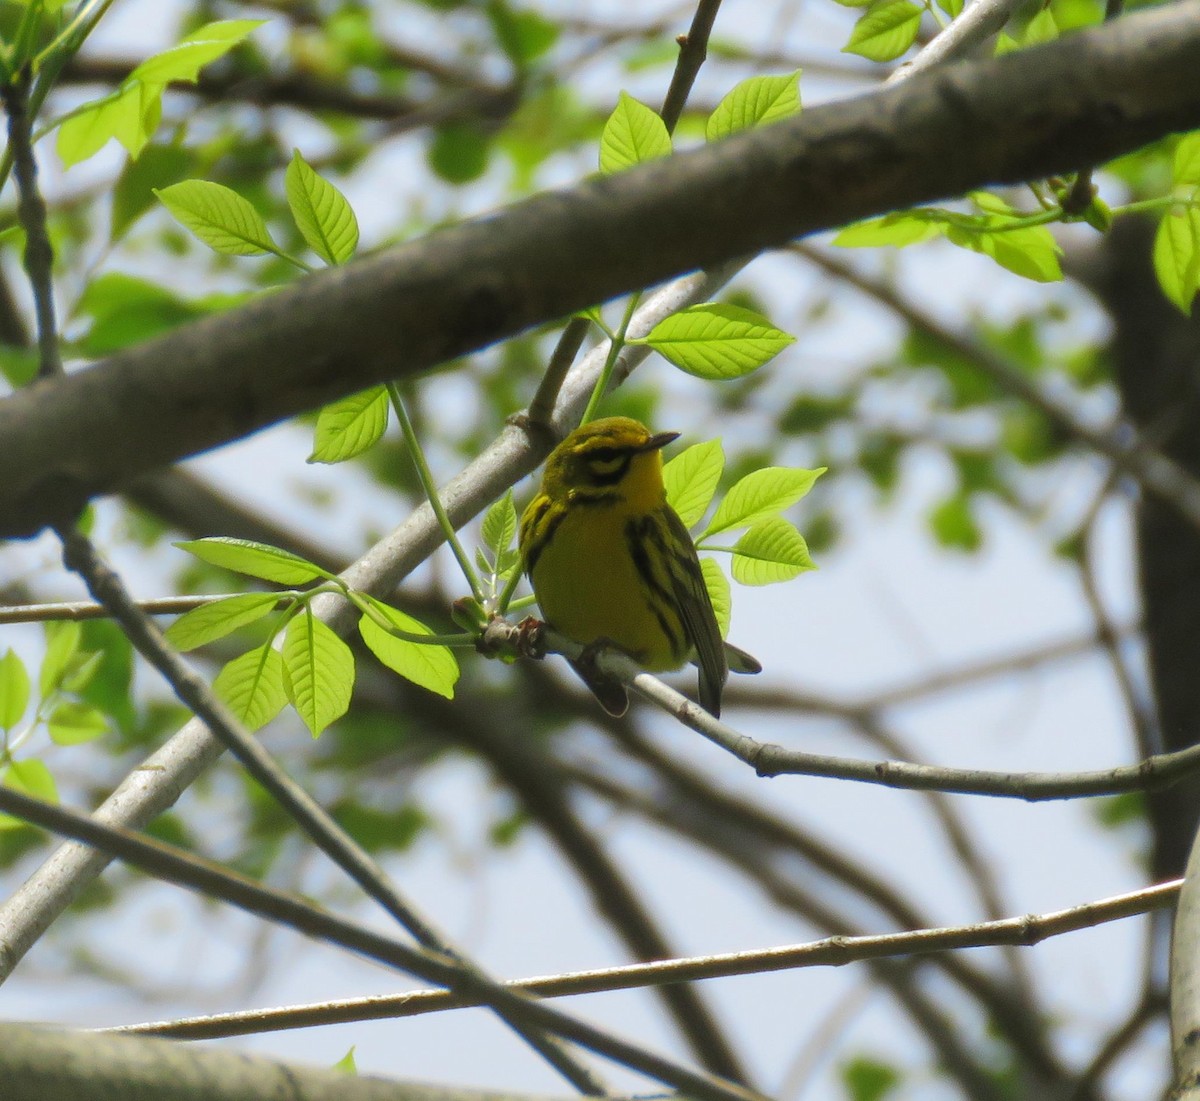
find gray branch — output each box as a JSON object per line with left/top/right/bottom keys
{"left": 1, "top": 2, "right": 1199, "bottom": 536}
{"left": 0, "top": 1022, "right": 599, "bottom": 1101}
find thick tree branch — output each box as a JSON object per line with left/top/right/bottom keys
{"left": 0, "top": 270, "right": 722, "bottom": 992}
{"left": 0, "top": 1022, "right": 604, "bottom": 1101}
{"left": 2, "top": 3, "right": 1200, "bottom": 536}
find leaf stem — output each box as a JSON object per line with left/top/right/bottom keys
{"left": 495, "top": 554, "right": 526, "bottom": 615}
{"left": 386, "top": 383, "right": 485, "bottom": 603}
{"left": 342, "top": 588, "right": 475, "bottom": 647}
{"left": 580, "top": 291, "right": 641, "bottom": 424}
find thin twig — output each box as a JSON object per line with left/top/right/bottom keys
{"left": 105, "top": 878, "right": 1179, "bottom": 1041}
{"left": 1, "top": 70, "right": 61, "bottom": 379}
{"left": 0, "top": 594, "right": 287, "bottom": 624}
{"left": 53, "top": 528, "right": 609, "bottom": 1097}
{"left": 1076, "top": 480, "right": 1160, "bottom": 759}
{"left": 525, "top": 0, "right": 724, "bottom": 436}
{"left": 888, "top": 0, "right": 1024, "bottom": 80}
{"left": 5, "top": 52, "right": 604, "bottom": 1091}
{"left": 0, "top": 781, "right": 763, "bottom": 1101}
{"left": 483, "top": 619, "right": 1200, "bottom": 799}
{"left": 660, "top": 0, "right": 724, "bottom": 132}
{"left": 0, "top": 268, "right": 732, "bottom": 991}
{"left": 1069, "top": 991, "right": 1165, "bottom": 1101}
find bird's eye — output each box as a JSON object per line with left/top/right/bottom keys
{"left": 586, "top": 447, "right": 628, "bottom": 477}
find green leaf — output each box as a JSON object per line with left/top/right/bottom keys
{"left": 56, "top": 83, "right": 149, "bottom": 168}
{"left": 1092, "top": 791, "right": 1146, "bottom": 830}
{"left": 39, "top": 621, "right": 82, "bottom": 696}
{"left": 75, "top": 273, "right": 208, "bottom": 356}
{"left": 843, "top": 1, "right": 922, "bottom": 61}
{"left": 1173, "top": 132, "right": 1200, "bottom": 188}
{"left": 111, "top": 142, "right": 194, "bottom": 241}
{"left": 663, "top": 439, "right": 725, "bottom": 529}
{"left": 841, "top": 1055, "right": 901, "bottom": 1101}
{"left": 482, "top": 490, "right": 518, "bottom": 559}
{"left": 282, "top": 614, "right": 355, "bottom": 737}
{"left": 1154, "top": 206, "right": 1200, "bottom": 314}
{"left": 1022, "top": 8, "right": 1058, "bottom": 44}
{"left": 61, "top": 651, "right": 104, "bottom": 695}
{"left": 358, "top": 596, "right": 460, "bottom": 699}
{"left": 130, "top": 20, "right": 263, "bottom": 85}
{"left": 700, "top": 557, "right": 731, "bottom": 637}
{"left": 47, "top": 701, "right": 109, "bottom": 746}
{"left": 164, "top": 593, "right": 282, "bottom": 651}
{"left": 214, "top": 645, "right": 287, "bottom": 732}
{"left": 429, "top": 121, "right": 491, "bottom": 184}
{"left": 0, "top": 650, "right": 30, "bottom": 731}
{"left": 333, "top": 1047, "right": 358, "bottom": 1075}
{"left": 78, "top": 621, "right": 136, "bottom": 732}
{"left": 936, "top": 0, "right": 963, "bottom": 18}
{"left": 175, "top": 538, "right": 329, "bottom": 586}
{"left": 643, "top": 304, "right": 795, "bottom": 380}
{"left": 0, "top": 759, "right": 58, "bottom": 831}
{"left": 929, "top": 492, "right": 981, "bottom": 550}
{"left": 285, "top": 150, "right": 360, "bottom": 265}
{"left": 488, "top": 2, "right": 559, "bottom": 65}
{"left": 155, "top": 180, "right": 278, "bottom": 256}
{"left": 834, "top": 211, "right": 943, "bottom": 248}
{"left": 705, "top": 467, "right": 826, "bottom": 536}
{"left": 993, "top": 31, "right": 1020, "bottom": 55}
{"left": 308, "top": 387, "right": 389, "bottom": 464}
{"left": 705, "top": 72, "right": 801, "bottom": 142}
{"left": 599, "top": 92, "right": 671, "bottom": 174}
{"left": 947, "top": 223, "right": 1062, "bottom": 282}
{"left": 731, "top": 518, "right": 817, "bottom": 585}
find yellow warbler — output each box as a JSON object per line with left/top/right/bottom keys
{"left": 519, "top": 416, "right": 759, "bottom": 716}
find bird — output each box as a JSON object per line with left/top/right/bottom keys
{"left": 519, "top": 416, "right": 760, "bottom": 717}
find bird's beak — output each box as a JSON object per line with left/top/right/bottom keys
{"left": 643, "top": 431, "right": 680, "bottom": 452}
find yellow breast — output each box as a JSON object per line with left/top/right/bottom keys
{"left": 529, "top": 496, "right": 684, "bottom": 672}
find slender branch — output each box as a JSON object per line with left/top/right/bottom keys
{"left": 660, "top": 0, "right": 724, "bottom": 132}
{"left": 1069, "top": 991, "right": 1165, "bottom": 1101}
{"left": 4, "top": 5, "right": 1200, "bottom": 536}
{"left": 1, "top": 71, "right": 60, "bottom": 380}
{"left": 107, "top": 879, "right": 1179, "bottom": 1041}
{"left": 525, "top": 0, "right": 723, "bottom": 434}
{"left": 482, "top": 618, "right": 1200, "bottom": 799}
{"left": 561, "top": 746, "right": 1066, "bottom": 1087}
{"left": 0, "top": 269, "right": 731, "bottom": 1036}
{"left": 53, "top": 528, "right": 609, "bottom": 1096}
{"left": 1076, "top": 482, "right": 1160, "bottom": 759}
{"left": 0, "top": 594, "right": 288, "bottom": 624}
{"left": 388, "top": 383, "right": 485, "bottom": 604}
{"left": 526, "top": 317, "right": 590, "bottom": 432}
{"left": 2, "top": 46, "right": 608, "bottom": 1093}
{"left": 0, "top": 782, "right": 762, "bottom": 1101}
{"left": 889, "top": 0, "right": 1023, "bottom": 79}
{"left": 412, "top": 683, "right": 751, "bottom": 1084}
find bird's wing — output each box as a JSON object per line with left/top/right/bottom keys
{"left": 661, "top": 506, "right": 728, "bottom": 716}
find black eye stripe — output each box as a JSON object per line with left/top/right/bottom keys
{"left": 584, "top": 451, "right": 633, "bottom": 484}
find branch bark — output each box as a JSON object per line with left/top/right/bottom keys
{"left": 0, "top": 1022, "right": 597, "bottom": 1101}
{"left": 2, "top": 2, "right": 1200, "bottom": 536}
